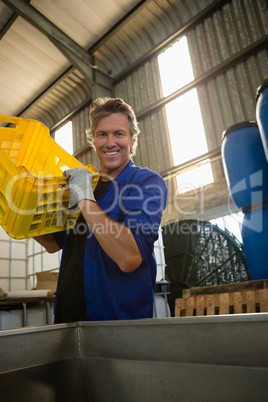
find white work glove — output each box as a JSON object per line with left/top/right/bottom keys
{"left": 63, "top": 168, "right": 96, "bottom": 209}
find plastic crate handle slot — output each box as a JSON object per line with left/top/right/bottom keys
{"left": 0, "top": 115, "right": 19, "bottom": 126}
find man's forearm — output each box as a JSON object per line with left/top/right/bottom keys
{"left": 78, "top": 199, "right": 142, "bottom": 272}
{"left": 33, "top": 234, "right": 60, "bottom": 253}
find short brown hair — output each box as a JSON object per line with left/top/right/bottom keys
{"left": 87, "top": 97, "right": 140, "bottom": 157}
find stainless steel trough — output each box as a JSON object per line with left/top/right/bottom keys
{"left": 1, "top": 314, "right": 268, "bottom": 401}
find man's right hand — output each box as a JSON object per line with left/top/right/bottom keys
{"left": 63, "top": 168, "right": 96, "bottom": 209}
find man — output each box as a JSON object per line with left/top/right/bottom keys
{"left": 35, "top": 97, "right": 167, "bottom": 323}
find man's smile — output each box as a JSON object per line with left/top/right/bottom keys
{"left": 104, "top": 150, "right": 119, "bottom": 156}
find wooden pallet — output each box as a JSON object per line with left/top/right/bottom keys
{"left": 175, "top": 281, "right": 268, "bottom": 317}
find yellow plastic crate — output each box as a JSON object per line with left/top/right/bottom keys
{"left": 0, "top": 115, "right": 99, "bottom": 239}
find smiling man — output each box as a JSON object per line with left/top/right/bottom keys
{"left": 34, "top": 97, "right": 167, "bottom": 323}
{"left": 94, "top": 112, "right": 133, "bottom": 178}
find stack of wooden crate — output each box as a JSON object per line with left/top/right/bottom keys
{"left": 175, "top": 279, "right": 268, "bottom": 317}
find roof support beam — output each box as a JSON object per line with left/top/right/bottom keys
{"left": 49, "top": 37, "right": 95, "bottom": 84}
{"left": 0, "top": 0, "right": 31, "bottom": 39}
{"left": 2, "top": 0, "right": 112, "bottom": 83}
{"left": 0, "top": 12, "right": 17, "bottom": 40}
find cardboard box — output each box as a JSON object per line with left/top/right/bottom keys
{"left": 36, "top": 272, "right": 59, "bottom": 294}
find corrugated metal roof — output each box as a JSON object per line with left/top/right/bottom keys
{"left": 0, "top": 0, "right": 143, "bottom": 126}
{"left": 0, "top": 13, "right": 69, "bottom": 116}
{"left": 1, "top": 0, "right": 227, "bottom": 128}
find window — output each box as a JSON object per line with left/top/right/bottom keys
{"left": 158, "top": 37, "right": 213, "bottom": 193}
{"left": 54, "top": 121, "right": 73, "bottom": 155}
{"left": 210, "top": 212, "right": 243, "bottom": 243}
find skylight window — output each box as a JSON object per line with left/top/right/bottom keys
{"left": 158, "top": 37, "right": 194, "bottom": 97}
{"left": 158, "top": 37, "right": 214, "bottom": 193}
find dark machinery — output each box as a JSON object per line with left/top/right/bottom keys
{"left": 162, "top": 219, "right": 249, "bottom": 316}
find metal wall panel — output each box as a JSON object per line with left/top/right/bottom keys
{"left": 95, "top": 0, "right": 216, "bottom": 77}
{"left": 187, "top": 0, "right": 268, "bottom": 76}
{"left": 196, "top": 50, "right": 268, "bottom": 152}
{"left": 134, "top": 108, "right": 173, "bottom": 173}
{"left": 187, "top": 0, "right": 268, "bottom": 181}
{"left": 116, "top": 59, "right": 163, "bottom": 112}
{"left": 22, "top": 70, "right": 92, "bottom": 129}
{"left": 188, "top": 0, "right": 268, "bottom": 124}
{"left": 115, "top": 58, "right": 173, "bottom": 173}
{"left": 71, "top": 105, "right": 100, "bottom": 169}
{"left": 72, "top": 105, "right": 90, "bottom": 153}
{"left": 114, "top": 0, "right": 267, "bottom": 177}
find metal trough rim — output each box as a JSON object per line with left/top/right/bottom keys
{"left": 1, "top": 312, "right": 268, "bottom": 338}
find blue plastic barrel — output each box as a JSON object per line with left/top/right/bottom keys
{"left": 256, "top": 79, "right": 268, "bottom": 162}
{"left": 221, "top": 121, "right": 268, "bottom": 210}
{"left": 241, "top": 204, "right": 268, "bottom": 280}
{"left": 222, "top": 121, "right": 268, "bottom": 280}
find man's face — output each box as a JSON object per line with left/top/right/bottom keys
{"left": 94, "top": 113, "right": 135, "bottom": 179}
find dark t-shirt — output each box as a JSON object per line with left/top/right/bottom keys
{"left": 54, "top": 179, "right": 112, "bottom": 323}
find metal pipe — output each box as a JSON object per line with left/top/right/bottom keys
{"left": 160, "top": 147, "right": 222, "bottom": 179}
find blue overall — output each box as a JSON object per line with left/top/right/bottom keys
{"left": 55, "top": 160, "right": 167, "bottom": 320}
